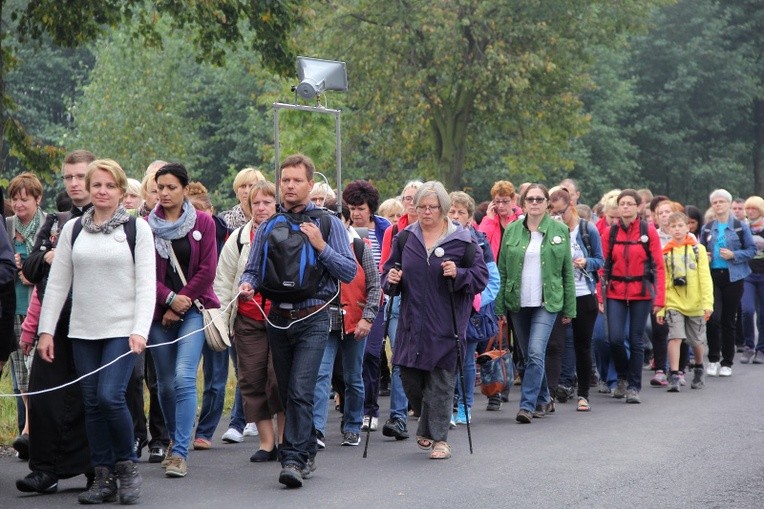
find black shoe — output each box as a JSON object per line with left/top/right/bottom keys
{"left": 555, "top": 385, "right": 573, "bottom": 403}
{"left": 486, "top": 395, "right": 502, "bottom": 411}
{"left": 13, "top": 433, "right": 30, "bottom": 460}
{"left": 341, "top": 432, "right": 361, "bottom": 446}
{"left": 133, "top": 438, "right": 148, "bottom": 459}
{"left": 278, "top": 465, "right": 303, "bottom": 488}
{"left": 301, "top": 457, "right": 316, "bottom": 479}
{"left": 148, "top": 446, "right": 166, "bottom": 463}
{"left": 250, "top": 446, "right": 278, "bottom": 462}
{"left": 381, "top": 418, "right": 409, "bottom": 440}
{"left": 532, "top": 405, "right": 545, "bottom": 418}
{"left": 16, "top": 471, "right": 58, "bottom": 494}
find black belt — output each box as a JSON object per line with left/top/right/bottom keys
{"left": 272, "top": 305, "right": 324, "bottom": 320}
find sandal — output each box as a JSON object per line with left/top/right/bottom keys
{"left": 577, "top": 397, "right": 591, "bottom": 412}
{"left": 416, "top": 436, "right": 433, "bottom": 450}
{"left": 429, "top": 441, "right": 451, "bottom": 460}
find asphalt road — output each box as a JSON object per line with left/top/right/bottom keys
{"left": 2, "top": 362, "right": 763, "bottom": 509}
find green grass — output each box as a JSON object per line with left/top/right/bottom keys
{"left": 0, "top": 359, "right": 239, "bottom": 445}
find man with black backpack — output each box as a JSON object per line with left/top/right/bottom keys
{"left": 238, "top": 154, "right": 356, "bottom": 488}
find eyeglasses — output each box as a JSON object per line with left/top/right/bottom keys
{"left": 401, "top": 196, "right": 415, "bottom": 203}
{"left": 494, "top": 199, "right": 511, "bottom": 205}
{"left": 63, "top": 174, "right": 87, "bottom": 182}
{"left": 551, "top": 205, "right": 569, "bottom": 217}
{"left": 416, "top": 205, "right": 441, "bottom": 213}
{"left": 525, "top": 197, "right": 546, "bottom": 204}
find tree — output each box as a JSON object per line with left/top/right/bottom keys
{"left": 626, "top": 0, "right": 758, "bottom": 205}
{"left": 311, "top": 0, "right": 659, "bottom": 194}
{"left": 0, "top": 0, "right": 306, "bottom": 181}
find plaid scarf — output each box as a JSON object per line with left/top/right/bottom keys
{"left": 81, "top": 206, "right": 131, "bottom": 234}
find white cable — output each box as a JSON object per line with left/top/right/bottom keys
{"left": 0, "top": 292, "right": 241, "bottom": 399}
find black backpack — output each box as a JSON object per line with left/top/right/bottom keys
{"left": 605, "top": 219, "right": 654, "bottom": 296}
{"left": 258, "top": 209, "right": 333, "bottom": 303}
{"left": 578, "top": 219, "right": 599, "bottom": 283}
{"left": 71, "top": 216, "right": 137, "bottom": 261}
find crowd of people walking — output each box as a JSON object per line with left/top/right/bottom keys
{"left": 1, "top": 150, "right": 761, "bottom": 501}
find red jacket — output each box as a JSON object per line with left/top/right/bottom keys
{"left": 599, "top": 219, "right": 665, "bottom": 306}
{"left": 379, "top": 214, "right": 413, "bottom": 271}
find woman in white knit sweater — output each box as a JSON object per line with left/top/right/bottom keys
{"left": 37, "top": 159, "right": 156, "bottom": 505}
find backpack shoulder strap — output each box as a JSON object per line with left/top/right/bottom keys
{"left": 579, "top": 219, "right": 592, "bottom": 254}
{"left": 71, "top": 217, "right": 136, "bottom": 262}
{"left": 733, "top": 218, "right": 745, "bottom": 245}
{"left": 236, "top": 226, "right": 246, "bottom": 254}
{"left": 124, "top": 216, "right": 137, "bottom": 262}
{"left": 352, "top": 237, "right": 365, "bottom": 266}
{"left": 396, "top": 228, "right": 411, "bottom": 255}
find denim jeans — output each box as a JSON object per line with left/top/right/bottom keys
{"left": 314, "top": 330, "right": 367, "bottom": 435}
{"left": 228, "top": 343, "right": 246, "bottom": 432}
{"left": 386, "top": 296, "right": 409, "bottom": 420}
{"left": 455, "top": 340, "right": 478, "bottom": 408}
{"left": 268, "top": 310, "right": 329, "bottom": 468}
{"left": 606, "top": 299, "right": 651, "bottom": 391}
{"left": 741, "top": 272, "right": 764, "bottom": 352}
{"left": 150, "top": 308, "right": 205, "bottom": 459}
{"left": 71, "top": 337, "right": 136, "bottom": 468}
{"left": 195, "top": 344, "right": 229, "bottom": 440}
{"left": 509, "top": 307, "right": 558, "bottom": 412}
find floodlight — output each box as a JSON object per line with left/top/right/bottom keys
{"left": 295, "top": 57, "right": 348, "bottom": 100}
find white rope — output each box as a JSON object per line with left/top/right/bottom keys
{"left": 0, "top": 292, "right": 241, "bottom": 398}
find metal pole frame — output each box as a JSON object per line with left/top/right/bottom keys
{"left": 273, "top": 102, "right": 342, "bottom": 215}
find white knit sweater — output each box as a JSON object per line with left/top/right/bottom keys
{"left": 38, "top": 217, "right": 156, "bottom": 340}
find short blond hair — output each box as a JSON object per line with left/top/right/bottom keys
{"left": 86, "top": 159, "right": 127, "bottom": 194}
{"left": 378, "top": 198, "right": 404, "bottom": 220}
{"left": 744, "top": 195, "right": 764, "bottom": 217}
{"left": 233, "top": 167, "right": 265, "bottom": 191}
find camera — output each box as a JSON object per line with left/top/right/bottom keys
{"left": 673, "top": 276, "right": 687, "bottom": 287}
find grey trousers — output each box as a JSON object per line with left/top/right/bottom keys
{"left": 400, "top": 366, "right": 456, "bottom": 442}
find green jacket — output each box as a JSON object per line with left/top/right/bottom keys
{"left": 495, "top": 214, "right": 576, "bottom": 318}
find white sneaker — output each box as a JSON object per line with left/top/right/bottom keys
{"left": 705, "top": 362, "right": 721, "bottom": 377}
{"left": 221, "top": 428, "right": 244, "bottom": 443}
{"left": 243, "top": 423, "right": 259, "bottom": 437}
{"left": 719, "top": 366, "right": 732, "bottom": 377}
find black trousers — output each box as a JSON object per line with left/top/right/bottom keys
{"left": 708, "top": 269, "right": 744, "bottom": 367}
{"left": 572, "top": 294, "right": 598, "bottom": 399}
{"left": 27, "top": 311, "right": 91, "bottom": 478}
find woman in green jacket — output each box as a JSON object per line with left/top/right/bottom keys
{"left": 495, "top": 184, "right": 576, "bottom": 423}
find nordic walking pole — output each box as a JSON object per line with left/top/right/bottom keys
{"left": 363, "top": 262, "right": 400, "bottom": 458}
{"left": 447, "top": 275, "right": 474, "bottom": 454}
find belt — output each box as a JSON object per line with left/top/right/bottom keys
{"left": 272, "top": 305, "right": 324, "bottom": 320}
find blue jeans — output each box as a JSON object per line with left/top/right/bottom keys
{"left": 742, "top": 273, "right": 764, "bottom": 352}
{"left": 313, "top": 330, "right": 366, "bottom": 435}
{"left": 72, "top": 337, "right": 136, "bottom": 467}
{"left": 228, "top": 343, "right": 246, "bottom": 432}
{"left": 268, "top": 310, "right": 329, "bottom": 468}
{"left": 195, "top": 344, "right": 229, "bottom": 440}
{"left": 455, "top": 340, "right": 478, "bottom": 408}
{"left": 559, "top": 325, "right": 576, "bottom": 386}
{"left": 509, "top": 307, "right": 558, "bottom": 412}
{"left": 606, "top": 299, "right": 651, "bottom": 391}
{"left": 386, "top": 296, "right": 408, "bottom": 420}
{"left": 150, "top": 309, "right": 205, "bottom": 459}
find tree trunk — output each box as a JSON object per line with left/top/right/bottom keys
{"left": 1, "top": 0, "right": 6, "bottom": 178}
{"left": 754, "top": 98, "right": 764, "bottom": 197}
{"left": 429, "top": 87, "right": 475, "bottom": 191}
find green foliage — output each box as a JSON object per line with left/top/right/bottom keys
{"left": 310, "top": 0, "right": 659, "bottom": 201}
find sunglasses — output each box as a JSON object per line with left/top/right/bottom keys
{"left": 525, "top": 196, "right": 546, "bottom": 204}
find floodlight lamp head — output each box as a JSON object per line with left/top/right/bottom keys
{"left": 295, "top": 57, "right": 348, "bottom": 100}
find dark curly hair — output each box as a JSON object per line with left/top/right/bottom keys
{"left": 342, "top": 180, "right": 380, "bottom": 214}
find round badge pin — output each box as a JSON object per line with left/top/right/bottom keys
{"left": 192, "top": 230, "right": 202, "bottom": 241}
{"left": 434, "top": 247, "right": 445, "bottom": 258}
{"left": 114, "top": 231, "right": 127, "bottom": 243}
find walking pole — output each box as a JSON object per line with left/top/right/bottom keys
{"left": 363, "top": 262, "right": 400, "bottom": 458}
{"left": 447, "top": 277, "right": 474, "bottom": 454}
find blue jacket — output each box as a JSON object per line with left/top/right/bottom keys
{"left": 382, "top": 222, "right": 488, "bottom": 372}
{"left": 576, "top": 220, "right": 605, "bottom": 294}
{"left": 700, "top": 217, "right": 756, "bottom": 283}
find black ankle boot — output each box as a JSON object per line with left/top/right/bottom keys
{"left": 78, "top": 466, "right": 117, "bottom": 504}
{"left": 115, "top": 460, "right": 142, "bottom": 505}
